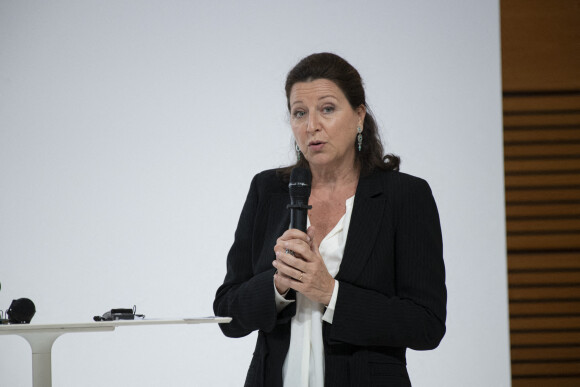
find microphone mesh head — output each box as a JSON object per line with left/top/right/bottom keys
{"left": 289, "top": 167, "right": 312, "bottom": 201}
{"left": 7, "top": 298, "right": 36, "bottom": 324}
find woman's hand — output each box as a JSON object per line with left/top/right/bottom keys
{"left": 273, "top": 226, "right": 335, "bottom": 305}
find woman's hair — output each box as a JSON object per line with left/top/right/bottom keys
{"left": 279, "top": 52, "right": 399, "bottom": 180}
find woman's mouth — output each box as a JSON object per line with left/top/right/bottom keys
{"left": 308, "top": 141, "right": 325, "bottom": 151}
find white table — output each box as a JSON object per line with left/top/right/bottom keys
{"left": 0, "top": 317, "right": 232, "bottom": 387}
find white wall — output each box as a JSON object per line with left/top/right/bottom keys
{"left": 0, "top": 1, "right": 510, "bottom": 386}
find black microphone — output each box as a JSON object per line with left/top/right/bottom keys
{"left": 7, "top": 298, "right": 36, "bottom": 324}
{"left": 287, "top": 167, "right": 313, "bottom": 233}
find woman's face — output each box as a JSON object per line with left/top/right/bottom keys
{"left": 289, "top": 79, "right": 365, "bottom": 172}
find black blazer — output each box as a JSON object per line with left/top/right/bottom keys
{"left": 214, "top": 169, "right": 446, "bottom": 387}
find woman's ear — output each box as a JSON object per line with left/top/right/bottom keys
{"left": 356, "top": 105, "right": 366, "bottom": 128}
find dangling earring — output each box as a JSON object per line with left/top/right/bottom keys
{"left": 357, "top": 127, "right": 363, "bottom": 152}
{"left": 295, "top": 142, "right": 301, "bottom": 161}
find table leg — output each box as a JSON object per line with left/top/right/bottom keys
{"left": 19, "top": 332, "right": 62, "bottom": 387}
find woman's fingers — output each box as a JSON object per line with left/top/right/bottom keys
{"left": 278, "top": 239, "right": 313, "bottom": 261}
{"left": 273, "top": 260, "right": 303, "bottom": 282}
{"left": 276, "top": 226, "right": 318, "bottom": 261}
{"left": 274, "top": 249, "right": 306, "bottom": 274}
{"left": 276, "top": 229, "right": 310, "bottom": 245}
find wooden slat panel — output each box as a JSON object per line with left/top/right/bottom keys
{"left": 507, "top": 218, "right": 580, "bottom": 232}
{"left": 510, "top": 331, "right": 580, "bottom": 346}
{"left": 504, "top": 143, "right": 580, "bottom": 158}
{"left": 511, "top": 316, "right": 580, "bottom": 330}
{"left": 506, "top": 203, "right": 580, "bottom": 217}
{"left": 512, "top": 377, "right": 580, "bottom": 387}
{"left": 503, "top": 113, "right": 580, "bottom": 126}
{"left": 503, "top": 95, "right": 580, "bottom": 111}
{"left": 509, "top": 271, "right": 580, "bottom": 286}
{"left": 509, "top": 253, "right": 580, "bottom": 270}
{"left": 510, "top": 301, "right": 580, "bottom": 316}
{"left": 505, "top": 158, "right": 580, "bottom": 173}
{"left": 505, "top": 173, "right": 580, "bottom": 188}
{"left": 509, "top": 286, "right": 580, "bottom": 301}
{"left": 504, "top": 129, "right": 580, "bottom": 143}
{"left": 511, "top": 346, "right": 580, "bottom": 361}
{"left": 507, "top": 234, "right": 580, "bottom": 250}
{"left": 506, "top": 188, "right": 580, "bottom": 202}
{"left": 512, "top": 361, "right": 580, "bottom": 376}
{"left": 501, "top": 0, "right": 580, "bottom": 91}
{"left": 502, "top": 1, "right": 580, "bottom": 383}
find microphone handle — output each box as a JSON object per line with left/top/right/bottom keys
{"left": 289, "top": 207, "right": 308, "bottom": 233}
{"left": 286, "top": 202, "right": 312, "bottom": 256}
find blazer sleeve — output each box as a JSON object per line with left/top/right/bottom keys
{"left": 328, "top": 177, "right": 446, "bottom": 350}
{"left": 213, "top": 173, "right": 296, "bottom": 338}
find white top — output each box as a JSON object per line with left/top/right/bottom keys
{"left": 275, "top": 195, "right": 355, "bottom": 387}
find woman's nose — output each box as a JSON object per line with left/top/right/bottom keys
{"left": 307, "top": 113, "right": 319, "bottom": 133}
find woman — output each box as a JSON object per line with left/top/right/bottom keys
{"left": 214, "top": 53, "right": 446, "bottom": 387}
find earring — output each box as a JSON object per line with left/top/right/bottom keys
{"left": 295, "top": 142, "right": 301, "bottom": 161}
{"left": 357, "top": 127, "right": 363, "bottom": 152}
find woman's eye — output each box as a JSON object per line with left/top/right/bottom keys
{"left": 293, "top": 110, "right": 305, "bottom": 118}
{"left": 322, "top": 106, "right": 335, "bottom": 113}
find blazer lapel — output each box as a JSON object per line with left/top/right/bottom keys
{"left": 335, "top": 172, "right": 387, "bottom": 282}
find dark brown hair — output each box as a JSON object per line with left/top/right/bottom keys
{"left": 279, "top": 52, "right": 400, "bottom": 179}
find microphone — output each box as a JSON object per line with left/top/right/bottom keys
{"left": 7, "top": 298, "right": 36, "bottom": 324}
{"left": 287, "top": 167, "right": 313, "bottom": 233}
